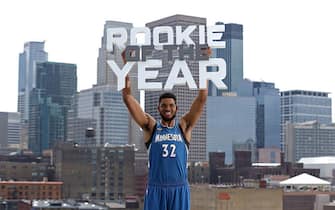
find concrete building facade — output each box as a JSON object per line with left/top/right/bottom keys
{"left": 0, "top": 112, "right": 21, "bottom": 149}
{"left": 285, "top": 121, "right": 335, "bottom": 162}
{"left": 68, "top": 85, "right": 129, "bottom": 146}
{"left": 53, "top": 142, "right": 135, "bottom": 200}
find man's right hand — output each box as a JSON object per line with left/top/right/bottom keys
{"left": 122, "top": 50, "right": 127, "bottom": 64}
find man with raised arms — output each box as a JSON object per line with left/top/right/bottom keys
{"left": 122, "top": 48, "right": 210, "bottom": 210}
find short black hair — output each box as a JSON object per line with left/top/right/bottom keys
{"left": 159, "top": 92, "right": 177, "bottom": 104}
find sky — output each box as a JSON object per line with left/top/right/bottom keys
{"left": 0, "top": 0, "right": 334, "bottom": 119}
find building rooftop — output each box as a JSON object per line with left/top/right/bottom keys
{"left": 0, "top": 181, "right": 63, "bottom": 185}
{"left": 252, "top": 163, "right": 281, "bottom": 167}
{"left": 299, "top": 156, "right": 335, "bottom": 164}
{"left": 280, "top": 90, "right": 330, "bottom": 96}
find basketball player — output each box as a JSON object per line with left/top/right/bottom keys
{"left": 121, "top": 48, "right": 210, "bottom": 210}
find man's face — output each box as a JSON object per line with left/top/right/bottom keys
{"left": 158, "top": 98, "right": 177, "bottom": 122}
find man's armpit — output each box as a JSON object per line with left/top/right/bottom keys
{"left": 143, "top": 114, "right": 155, "bottom": 131}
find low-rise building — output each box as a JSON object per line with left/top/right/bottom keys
{"left": 0, "top": 180, "right": 62, "bottom": 200}
{"left": 53, "top": 142, "right": 135, "bottom": 200}
{"left": 0, "top": 154, "right": 53, "bottom": 181}
{"left": 284, "top": 121, "right": 335, "bottom": 162}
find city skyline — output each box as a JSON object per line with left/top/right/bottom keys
{"left": 1, "top": 0, "right": 335, "bottom": 119}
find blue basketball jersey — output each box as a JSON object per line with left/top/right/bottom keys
{"left": 146, "top": 120, "right": 189, "bottom": 185}
{"left": 144, "top": 120, "right": 191, "bottom": 210}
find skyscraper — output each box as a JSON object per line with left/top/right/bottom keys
{"left": 18, "top": 41, "right": 48, "bottom": 121}
{"left": 238, "top": 80, "right": 280, "bottom": 148}
{"left": 206, "top": 95, "right": 257, "bottom": 164}
{"left": 209, "top": 22, "right": 243, "bottom": 95}
{"left": 96, "top": 20, "right": 143, "bottom": 151}
{"left": 68, "top": 85, "right": 129, "bottom": 146}
{"left": 280, "top": 90, "right": 332, "bottom": 151}
{"left": 145, "top": 14, "right": 207, "bottom": 161}
{"left": 97, "top": 21, "right": 133, "bottom": 87}
{"left": 28, "top": 62, "right": 77, "bottom": 154}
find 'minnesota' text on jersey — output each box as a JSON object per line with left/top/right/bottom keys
{"left": 147, "top": 121, "right": 189, "bottom": 185}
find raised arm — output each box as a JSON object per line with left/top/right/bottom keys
{"left": 180, "top": 47, "right": 211, "bottom": 142}
{"left": 121, "top": 51, "right": 155, "bottom": 140}
{"left": 180, "top": 88, "right": 207, "bottom": 136}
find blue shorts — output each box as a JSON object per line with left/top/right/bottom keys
{"left": 143, "top": 183, "right": 190, "bottom": 210}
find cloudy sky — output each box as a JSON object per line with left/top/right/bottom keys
{"left": 0, "top": 0, "right": 334, "bottom": 118}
